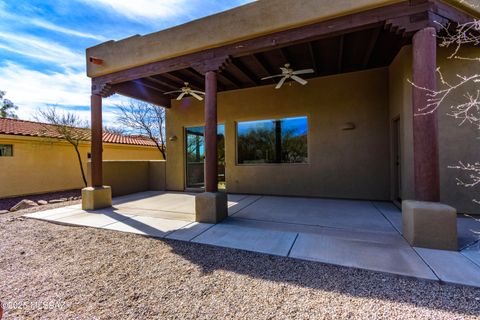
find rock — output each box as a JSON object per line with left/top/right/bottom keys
{"left": 59, "top": 198, "right": 68, "bottom": 202}
{"left": 48, "top": 199, "right": 64, "bottom": 204}
{"left": 9, "top": 199, "right": 38, "bottom": 212}
{"left": 0, "top": 210, "right": 9, "bottom": 214}
{"left": 68, "top": 197, "right": 74, "bottom": 201}
{"left": 37, "top": 200, "right": 48, "bottom": 205}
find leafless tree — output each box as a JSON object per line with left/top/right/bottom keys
{"left": 114, "top": 100, "right": 166, "bottom": 159}
{"left": 36, "top": 106, "right": 89, "bottom": 187}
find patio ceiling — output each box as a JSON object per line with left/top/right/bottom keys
{"left": 92, "top": 0, "right": 476, "bottom": 107}
{"left": 135, "top": 25, "right": 404, "bottom": 93}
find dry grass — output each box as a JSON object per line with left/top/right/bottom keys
{"left": 1, "top": 207, "right": 479, "bottom": 320}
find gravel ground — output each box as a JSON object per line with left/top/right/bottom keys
{"left": 0, "top": 189, "right": 81, "bottom": 211}
{"left": 1, "top": 206, "right": 480, "bottom": 319}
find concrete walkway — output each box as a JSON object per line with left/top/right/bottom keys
{"left": 24, "top": 191, "right": 480, "bottom": 288}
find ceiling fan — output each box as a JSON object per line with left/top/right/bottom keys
{"left": 164, "top": 82, "right": 205, "bottom": 101}
{"left": 261, "top": 63, "right": 315, "bottom": 89}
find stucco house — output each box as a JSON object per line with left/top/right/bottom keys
{"left": 83, "top": 0, "right": 479, "bottom": 223}
{"left": 0, "top": 118, "right": 163, "bottom": 198}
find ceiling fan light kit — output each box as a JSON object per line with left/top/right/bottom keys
{"left": 163, "top": 82, "right": 206, "bottom": 101}
{"left": 261, "top": 63, "right": 314, "bottom": 89}
{"left": 164, "top": 63, "right": 314, "bottom": 102}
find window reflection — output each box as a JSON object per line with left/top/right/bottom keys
{"left": 237, "top": 116, "right": 308, "bottom": 164}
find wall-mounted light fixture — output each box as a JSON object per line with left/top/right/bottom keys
{"left": 169, "top": 135, "right": 178, "bottom": 142}
{"left": 341, "top": 122, "right": 356, "bottom": 131}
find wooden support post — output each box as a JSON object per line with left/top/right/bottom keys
{"left": 91, "top": 94, "right": 103, "bottom": 187}
{"left": 204, "top": 71, "right": 218, "bottom": 193}
{"left": 412, "top": 27, "right": 440, "bottom": 202}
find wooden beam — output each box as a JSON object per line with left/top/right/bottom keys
{"left": 307, "top": 42, "right": 318, "bottom": 76}
{"left": 337, "top": 35, "right": 344, "bottom": 73}
{"left": 134, "top": 78, "right": 169, "bottom": 92}
{"left": 146, "top": 76, "right": 179, "bottom": 90}
{"left": 218, "top": 70, "right": 242, "bottom": 88}
{"left": 228, "top": 59, "right": 259, "bottom": 85}
{"left": 112, "top": 82, "right": 171, "bottom": 107}
{"left": 92, "top": 0, "right": 470, "bottom": 87}
{"left": 362, "top": 27, "right": 382, "bottom": 68}
{"left": 252, "top": 53, "right": 274, "bottom": 76}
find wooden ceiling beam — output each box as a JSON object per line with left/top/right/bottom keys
{"left": 112, "top": 82, "right": 171, "bottom": 107}
{"left": 337, "top": 35, "right": 344, "bottom": 73}
{"left": 146, "top": 76, "right": 179, "bottom": 90}
{"left": 229, "top": 60, "right": 259, "bottom": 86}
{"left": 307, "top": 42, "right": 318, "bottom": 76}
{"left": 218, "top": 70, "right": 242, "bottom": 88}
{"left": 362, "top": 27, "right": 382, "bottom": 68}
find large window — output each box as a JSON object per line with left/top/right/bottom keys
{"left": 0, "top": 144, "right": 13, "bottom": 157}
{"left": 237, "top": 116, "right": 308, "bottom": 164}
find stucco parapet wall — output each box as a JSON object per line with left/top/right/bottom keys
{"left": 86, "top": 0, "right": 479, "bottom": 77}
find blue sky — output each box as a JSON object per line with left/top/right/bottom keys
{"left": 0, "top": 0, "right": 254, "bottom": 125}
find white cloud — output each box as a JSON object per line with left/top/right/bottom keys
{"left": 0, "top": 32, "right": 84, "bottom": 68}
{"left": 0, "top": 62, "right": 124, "bottom": 125}
{"left": 29, "top": 19, "right": 107, "bottom": 41}
{"left": 80, "top": 0, "right": 190, "bottom": 21}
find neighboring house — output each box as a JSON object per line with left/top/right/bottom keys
{"left": 85, "top": 0, "right": 479, "bottom": 216}
{"left": 0, "top": 118, "right": 163, "bottom": 198}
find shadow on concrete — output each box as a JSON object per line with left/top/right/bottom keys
{"left": 90, "top": 207, "right": 480, "bottom": 318}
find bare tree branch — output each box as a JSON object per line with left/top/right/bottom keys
{"left": 114, "top": 100, "right": 166, "bottom": 159}
{"left": 36, "top": 106, "right": 89, "bottom": 187}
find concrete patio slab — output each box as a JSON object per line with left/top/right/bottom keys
{"left": 290, "top": 232, "right": 437, "bottom": 280}
{"left": 234, "top": 197, "right": 396, "bottom": 233}
{"left": 116, "top": 192, "right": 196, "bottom": 214}
{"left": 414, "top": 247, "right": 480, "bottom": 287}
{"left": 228, "top": 195, "right": 262, "bottom": 215}
{"left": 373, "top": 201, "right": 402, "bottom": 233}
{"left": 192, "top": 223, "right": 298, "bottom": 256}
{"left": 166, "top": 222, "right": 215, "bottom": 241}
{"left": 104, "top": 216, "right": 192, "bottom": 238}
{"left": 224, "top": 217, "right": 406, "bottom": 245}
{"left": 54, "top": 212, "right": 133, "bottom": 228}
{"left": 461, "top": 243, "right": 480, "bottom": 268}
{"left": 457, "top": 216, "right": 480, "bottom": 249}
{"left": 24, "top": 206, "right": 81, "bottom": 220}
{"left": 23, "top": 191, "right": 480, "bottom": 288}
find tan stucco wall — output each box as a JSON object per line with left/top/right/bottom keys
{"left": 388, "top": 46, "right": 415, "bottom": 201}
{"left": 0, "top": 135, "right": 163, "bottom": 198}
{"left": 166, "top": 68, "right": 391, "bottom": 200}
{"left": 87, "top": 160, "right": 166, "bottom": 197}
{"left": 86, "top": 0, "right": 478, "bottom": 77}
{"left": 388, "top": 45, "right": 480, "bottom": 214}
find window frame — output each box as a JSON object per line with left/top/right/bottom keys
{"left": 0, "top": 144, "right": 13, "bottom": 157}
{"left": 235, "top": 115, "right": 310, "bottom": 166}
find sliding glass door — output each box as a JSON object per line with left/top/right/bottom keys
{"left": 185, "top": 125, "right": 225, "bottom": 189}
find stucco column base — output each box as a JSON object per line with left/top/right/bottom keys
{"left": 195, "top": 192, "right": 228, "bottom": 223}
{"left": 402, "top": 200, "right": 457, "bottom": 251}
{"left": 81, "top": 186, "right": 112, "bottom": 210}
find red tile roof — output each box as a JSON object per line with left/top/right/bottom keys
{"left": 0, "top": 118, "right": 158, "bottom": 147}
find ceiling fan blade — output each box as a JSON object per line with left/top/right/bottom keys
{"left": 190, "top": 92, "right": 204, "bottom": 101}
{"left": 291, "top": 75, "right": 308, "bottom": 86}
{"left": 191, "top": 90, "right": 205, "bottom": 95}
{"left": 292, "top": 69, "right": 315, "bottom": 75}
{"left": 261, "top": 75, "right": 283, "bottom": 80}
{"left": 275, "top": 76, "right": 287, "bottom": 89}
{"left": 176, "top": 92, "right": 187, "bottom": 100}
{"left": 164, "top": 90, "right": 181, "bottom": 95}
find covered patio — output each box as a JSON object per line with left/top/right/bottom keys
{"left": 25, "top": 191, "right": 480, "bottom": 287}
